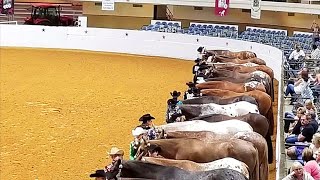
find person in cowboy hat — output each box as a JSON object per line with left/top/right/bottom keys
{"left": 105, "top": 147, "right": 124, "bottom": 178}
{"left": 184, "top": 82, "right": 202, "bottom": 100}
{"left": 197, "top": 46, "right": 207, "bottom": 59}
{"left": 137, "top": 114, "right": 155, "bottom": 130}
{"left": 130, "top": 127, "right": 147, "bottom": 160}
{"left": 90, "top": 169, "right": 107, "bottom": 180}
{"left": 193, "top": 64, "right": 208, "bottom": 84}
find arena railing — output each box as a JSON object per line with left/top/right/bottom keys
{"left": 276, "top": 52, "right": 288, "bottom": 179}
{"left": 0, "top": 21, "right": 18, "bottom": 25}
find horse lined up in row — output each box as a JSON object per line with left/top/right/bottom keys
{"left": 114, "top": 48, "right": 275, "bottom": 180}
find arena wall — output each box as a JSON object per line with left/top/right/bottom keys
{"left": 0, "top": 24, "right": 284, "bottom": 179}
{"left": 172, "top": 6, "right": 318, "bottom": 30}
{"left": 82, "top": 2, "right": 153, "bottom": 28}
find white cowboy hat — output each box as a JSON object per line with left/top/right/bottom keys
{"left": 107, "top": 147, "right": 124, "bottom": 156}
{"left": 132, "top": 127, "right": 147, "bottom": 137}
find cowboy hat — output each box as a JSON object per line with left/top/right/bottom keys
{"left": 107, "top": 147, "right": 124, "bottom": 156}
{"left": 170, "top": 91, "right": 181, "bottom": 97}
{"left": 139, "top": 114, "right": 155, "bottom": 122}
{"left": 90, "top": 169, "right": 107, "bottom": 178}
{"left": 197, "top": 46, "right": 204, "bottom": 53}
{"left": 132, "top": 127, "right": 147, "bottom": 137}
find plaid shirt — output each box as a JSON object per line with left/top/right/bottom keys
{"left": 311, "top": 48, "right": 320, "bottom": 60}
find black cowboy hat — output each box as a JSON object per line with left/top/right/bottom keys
{"left": 194, "top": 59, "right": 200, "bottom": 63}
{"left": 170, "top": 91, "right": 181, "bottom": 97}
{"left": 90, "top": 169, "right": 107, "bottom": 178}
{"left": 139, "top": 114, "right": 155, "bottom": 122}
{"left": 186, "top": 82, "right": 195, "bottom": 87}
{"left": 197, "top": 46, "right": 204, "bottom": 53}
{"left": 147, "top": 144, "right": 161, "bottom": 153}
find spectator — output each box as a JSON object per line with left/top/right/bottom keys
{"left": 302, "top": 148, "right": 320, "bottom": 179}
{"left": 286, "top": 114, "right": 315, "bottom": 143}
{"left": 310, "top": 45, "right": 320, "bottom": 60}
{"left": 284, "top": 107, "right": 306, "bottom": 133}
{"left": 311, "top": 21, "right": 320, "bottom": 45}
{"left": 289, "top": 45, "right": 306, "bottom": 70}
{"left": 286, "top": 134, "right": 320, "bottom": 162}
{"left": 285, "top": 70, "right": 313, "bottom": 105}
{"left": 312, "top": 68, "right": 320, "bottom": 102}
{"left": 282, "top": 161, "right": 314, "bottom": 180}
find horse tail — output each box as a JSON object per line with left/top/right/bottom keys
{"left": 266, "top": 106, "right": 274, "bottom": 135}
{"left": 266, "top": 131, "right": 274, "bottom": 164}
{"left": 252, "top": 147, "right": 260, "bottom": 180}
{"left": 261, "top": 135, "right": 270, "bottom": 180}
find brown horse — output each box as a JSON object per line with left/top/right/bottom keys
{"left": 142, "top": 138, "right": 260, "bottom": 180}
{"left": 201, "top": 89, "right": 274, "bottom": 135}
{"left": 163, "top": 131, "right": 268, "bottom": 180}
{"left": 214, "top": 64, "right": 274, "bottom": 79}
{"left": 212, "top": 55, "right": 266, "bottom": 65}
{"left": 196, "top": 80, "right": 266, "bottom": 93}
{"left": 206, "top": 50, "right": 256, "bottom": 60}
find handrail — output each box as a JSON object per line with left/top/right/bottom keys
{"left": 0, "top": 21, "right": 18, "bottom": 25}
{"left": 166, "top": 6, "right": 174, "bottom": 21}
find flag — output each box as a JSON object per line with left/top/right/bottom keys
{"left": 102, "top": 0, "right": 115, "bottom": 11}
{"left": 251, "top": 0, "right": 261, "bottom": 19}
{"left": 215, "top": 0, "right": 229, "bottom": 17}
{"left": 1, "top": 0, "right": 14, "bottom": 15}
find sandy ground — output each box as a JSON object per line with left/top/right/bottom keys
{"left": 0, "top": 48, "right": 277, "bottom": 179}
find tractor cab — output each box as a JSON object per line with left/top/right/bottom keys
{"left": 24, "top": 3, "right": 74, "bottom": 26}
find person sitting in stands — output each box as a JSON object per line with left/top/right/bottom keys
{"left": 282, "top": 161, "right": 314, "bottom": 180}
{"left": 302, "top": 148, "right": 320, "bottom": 179}
{"left": 137, "top": 114, "right": 155, "bottom": 130}
{"left": 90, "top": 170, "right": 107, "bottom": 180}
{"left": 289, "top": 45, "right": 306, "bottom": 70}
{"left": 104, "top": 147, "right": 124, "bottom": 180}
{"left": 285, "top": 70, "right": 313, "bottom": 105}
{"left": 286, "top": 114, "right": 315, "bottom": 144}
{"left": 309, "top": 45, "right": 320, "bottom": 60}
{"left": 284, "top": 107, "right": 306, "bottom": 134}
{"left": 130, "top": 127, "right": 147, "bottom": 160}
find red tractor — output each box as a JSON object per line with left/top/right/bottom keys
{"left": 24, "top": 3, "right": 75, "bottom": 26}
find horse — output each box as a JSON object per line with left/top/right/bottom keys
{"left": 162, "top": 131, "right": 269, "bottom": 180}
{"left": 182, "top": 95, "right": 258, "bottom": 107}
{"left": 212, "top": 55, "right": 266, "bottom": 65}
{"left": 205, "top": 72, "right": 272, "bottom": 98}
{"left": 179, "top": 101, "right": 260, "bottom": 117}
{"left": 142, "top": 157, "right": 250, "bottom": 179}
{"left": 139, "top": 138, "right": 259, "bottom": 180}
{"left": 196, "top": 80, "right": 266, "bottom": 93}
{"left": 205, "top": 49, "right": 257, "bottom": 60}
{"left": 155, "top": 120, "right": 253, "bottom": 135}
{"left": 120, "top": 160, "right": 249, "bottom": 180}
{"left": 200, "top": 89, "right": 274, "bottom": 135}
{"left": 214, "top": 64, "right": 274, "bottom": 79}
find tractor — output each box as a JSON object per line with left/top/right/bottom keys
{"left": 24, "top": 3, "right": 75, "bottom": 26}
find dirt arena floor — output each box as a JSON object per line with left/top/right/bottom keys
{"left": 0, "top": 47, "right": 277, "bottom": 179}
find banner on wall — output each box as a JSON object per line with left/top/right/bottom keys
{"left": 251, "top": 0, "right": 261, "bottom": 19}
{"left": 214, "top": 0, "right": 229, "bottom": 17}
{"left": 102, "top": 0, "right": 114, "bottom": 11}
{"left": 1, "top": 0, "right": 14, "bottom": 15}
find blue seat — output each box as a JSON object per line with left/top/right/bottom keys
{"left": 190, "top": 24, "right": 196, "bottom": 27}
{"left": 161, "top": 22, "right": 167, "bottom": 25}
{"left": 155, "top": 21, "right": 161, "bottom": 25}
{"left": 168, "top": 22, "right": 173, "bottom": 26}
{"left": 207, "top": 25, "right": 213, "bottom": 29}
{"left": 173, "top": 23, "right": 179, "bottom": 27}
{"left": 196, "top": 24, "right": 201, "bottom": 28}
{"left": 202, "top": 25, "right": 207, "bottom": 29}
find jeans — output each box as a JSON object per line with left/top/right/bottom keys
{"left": 285, "top": 135, "right": 299, "bottom": 144}
{"left": 284, "top": 112, "right": 295, "bottom": 133}
{"left": 285, "top": 84, "right": 296, "bottom": 96}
